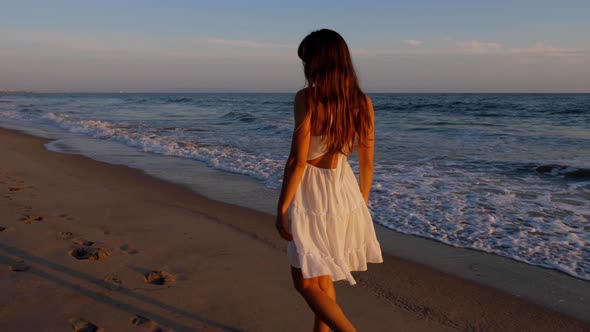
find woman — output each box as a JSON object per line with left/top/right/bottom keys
{"left": 276, "top": 29, "right": 383, "bottom": 332}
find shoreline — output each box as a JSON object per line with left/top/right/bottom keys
{"left": 1, "top": 93, "right": 588, "bottom": 287}
{"left": 0, "top": 127, "right": 588, "bottom": 331}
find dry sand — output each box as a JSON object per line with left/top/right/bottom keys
{"left": 0, "top": 127, "right": 588, "bottom": 332}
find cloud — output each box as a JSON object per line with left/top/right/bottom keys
{"left": 2, "top": 29, "right": 585, "bottom": 65}
{"left": 506, "top": 42, "right": 580, "bottom": 57}
{"left": 455, "top": 40, "right": 504, "bottom": 54}
{"left": 206, "top": 38, "right": 294, "bottom": 49}
{"left": 453, "top": 40, "right": 581, "bottom": 57}
{"left": 403, "top": 39, "right": 423, "bottom": 46}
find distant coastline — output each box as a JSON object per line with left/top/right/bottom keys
{"left": 0, "top": 90, "right": 34, "bottom": 94}
{"left": 0, "top": 90, "right": 588, "bottom": 94}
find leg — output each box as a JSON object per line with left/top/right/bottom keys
{"left": 291, "top": 267, "right": 356, "bottom": 332}
{"left": 314, "top": 276, "right": 337, "bottom": 332}
{"left": 318, "top": 275, "right": 336, "bottom": 301}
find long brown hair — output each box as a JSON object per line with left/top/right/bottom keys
{"left": 297, "top": 29, "right": 371, "bottom": 155}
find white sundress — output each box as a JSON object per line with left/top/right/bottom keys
{"left": 287, "top": 135, "right": 383, "bottom": 285}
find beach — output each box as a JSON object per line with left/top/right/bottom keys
{"left": 3, "top": 1, "right": 589, "bottom": 329}
{"left": 1, "top": 128, "right": 588, "bottom": 331}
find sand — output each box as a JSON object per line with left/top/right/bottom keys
{"left": 0, "top": 127, "right": 588, "bottom": 332}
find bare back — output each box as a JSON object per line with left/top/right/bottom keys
{"left": 307, "top": 103, "right": 340, "bottom": 169}
{"left": 306, "top": 96, "right": 374, "bottom": 170}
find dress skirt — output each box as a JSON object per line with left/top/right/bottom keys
{"left": 287, "top": 153, "right": 383, "bottom": 285}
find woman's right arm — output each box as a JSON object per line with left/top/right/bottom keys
{"left": 358, "top": 96, "right": 375, "bottom": 205}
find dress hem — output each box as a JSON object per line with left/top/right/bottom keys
{"left": 289, "top": 241, "right": 383, "bottom": 285}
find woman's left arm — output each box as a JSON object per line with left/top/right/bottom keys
{"left": 275, "top": 90, "right": 311, "bottom": 241}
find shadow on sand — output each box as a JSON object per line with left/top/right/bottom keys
{"left": 0, "top": 242, "right": 243, "bottom": 332}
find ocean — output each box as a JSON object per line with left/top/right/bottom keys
{"left": 1, "top": 93, "right": 589, "bottom": 281}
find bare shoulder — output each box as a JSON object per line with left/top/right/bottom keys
{"left": 293, "top": 88, "right": 310, "bottom": 122}
{"left": 295, "top": 88, "right": 308, "bottom": 102}
{"left": 294, "top": 88, "right": 308, "bottom": 108}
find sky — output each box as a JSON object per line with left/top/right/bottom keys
{"left": 1, "top": 0, "right": 589, "bottom": 93}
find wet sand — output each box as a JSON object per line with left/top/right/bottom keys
{"left": 0, "top": 127, "right": 588, "bottom": 331}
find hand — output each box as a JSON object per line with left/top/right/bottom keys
{"left": 275, "top": 211, "right": 293, "bottom": 241}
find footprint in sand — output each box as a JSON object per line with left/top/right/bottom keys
{"left": 130, "top": 316, "right": 163, "bottom": 332}
{"left": 59, "top": 231, "right": 74, "bottom": 240}
{"left": 68, "top": 246, "right": 110, "bottom": 261}
{"left": 72, "top": 238, "right": 95, "bottom": 246}
{"left": 103, "top": 275, "right": 123, "bottom": 291}
{"left": 120, "top": 244, "right": 139, "bottom": 255}
{"left": 130, "top": 314, "right": 163, "bottom": 332}
{"left": 50, "top": 212, "right": 74, "bottom": 221}
{"left": 57, "top": 213, "right": 75, "bottom": 221}
{"left": 0, "top": 226, "right": 15, "bottom": 232}
{"left": 8, "top": 187, "right": 23, "bottom": 192}
{"left": 68, "top": 318, "right": 101, "bottom": 332}
{"left": 9, "top": 260, "right": 30, "bottom": 272}
{"left": 18, "top": 214, "right": 46, "bottom": 223}
{"left": 144, "top": 270, "right": 176, "bottom": 286}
